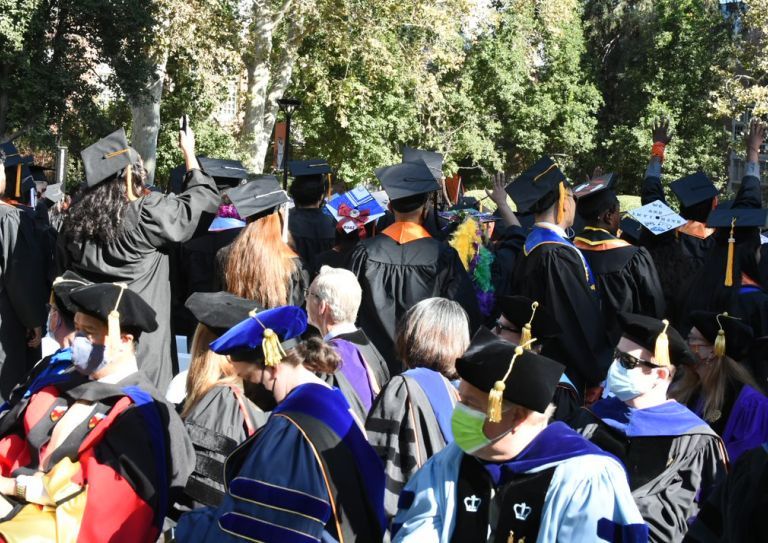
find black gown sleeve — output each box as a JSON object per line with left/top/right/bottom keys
{"left": 2, "top": 209, "right": 47, "bottom": 329}
{"left": 437, "top": 245, "right": 482, "bottom": 333}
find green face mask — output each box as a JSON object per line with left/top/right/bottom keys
{"left": 451, "top": 403, "right": 493, "bottom": 454}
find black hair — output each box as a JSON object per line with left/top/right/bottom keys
{"left": 52, "top": 295, "right": 76, "bottom": 330}
{"left": 577, "top": 191, "right": 620, "bottom": 223}
{"left": 61, "top": 164, "right": 146, "bottom": 245}
{"left": 390, "top": 193, "right": 429, "bottom": 213}
{"left": 289, "top": 176, "right": 325, "bottom": 206}
{"left": 530, "top": 190, "right": 559, "bottom": 215}
{"left": 680, "top": 199, "right": 714, "bottom": 223}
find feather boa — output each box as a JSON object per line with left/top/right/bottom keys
{"left": 449, "top": 216, "right": 496, "bottom": 316}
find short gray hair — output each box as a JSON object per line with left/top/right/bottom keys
{"left": 312, "top": 266, "right": 362, "bottom": 324}
{"left": 395, "top": 297, "right": 470, "bottom": 378}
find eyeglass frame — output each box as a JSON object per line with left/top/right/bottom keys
{"left": 613, "top": 348, "right": 659, "bottom": 370}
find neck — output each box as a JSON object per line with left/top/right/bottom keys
{"left": 535, "top": 213, "right": 567, "bottom": 231}
{"left": 297, "top": 202, "right": 321, "bottom": 209}
{"left": 627, "top": 386, "right": 670, "bottom": 409}
{"left": 56, "top": 330, "right": 76, "bottom": 349}
{"left": 91, "top": 354, "right": 136, "bottom": 381}
{"left": 274, "top": 364, "right": 328, "bottom": 403}
{"left": 326, "top": 321, "right": 352, "bottom": 338}
{"left": 474, "top": 422, "right": 544, "bottom": 462}
{"left": 393, "top": 210, "right": 424, "bottom": 225}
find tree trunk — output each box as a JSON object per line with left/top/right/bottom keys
{"left": 0, "top": 61, "right": 9, "bottom": 140}
{"left": 130, "top": 53, "right": 168, "bottom": 186}
{"left": 240, "top": 0, "right": 306, "bottom": 173}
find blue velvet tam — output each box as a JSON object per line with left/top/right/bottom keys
{"left": 209, "top": 305, "right": 308, "bottom": 362}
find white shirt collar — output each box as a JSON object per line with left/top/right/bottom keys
{"left": 535, "top": 221, "right": 567, "bottom": 238}
{"left": 323, "top": 322, "right": 359, "bottom": 342}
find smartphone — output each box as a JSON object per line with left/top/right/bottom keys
{"left": 179, "top": 114, "right": 188, "bottom": 134}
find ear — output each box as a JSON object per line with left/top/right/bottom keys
{"left": 120, "top": 333, "right": 135, "bottom": 346}
{"left": 656, "top": 367, "right": 671, "bottom": 381}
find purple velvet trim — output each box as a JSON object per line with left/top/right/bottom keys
{"left": 721, "top": 385, "right": 768, "bottom": 463}
{"left": 330, "top": 338, "right": 375, "bottom": 411}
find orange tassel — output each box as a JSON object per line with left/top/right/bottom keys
{"left": 14, "top": 164, "right": 20, "bottom": 198}
{"left": 725, "top": 218, "right": 736, "bottom": 287}
{"left": 557, "top": 182, "right": 566, "bottom": 224}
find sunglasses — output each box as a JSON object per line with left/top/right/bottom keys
{"left": 494, "top": 320, "right": 519, "bottom": 335}
{"left": 614, "top": 349, "right": 658, "bottom": 370}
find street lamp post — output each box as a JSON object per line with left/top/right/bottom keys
{"left": 277, "top": 97, "right": 301, "bottom": 190}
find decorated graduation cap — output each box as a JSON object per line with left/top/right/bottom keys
{"left": 185, "top": 291, "right": 264, "bottom": 336}
{"left": 209, "top": 305, "right": 308, "bottom": 365}
{"left": 375, "top": 160, "right": 440, "bottom": 210}
{"left": 706, "top": 207, "right": 768, "bottom": 287}
{"left": 689, "top": 311, "right": 753, "bottom": 361}
{"left": 573, "top": 173, "right": 619, "bottom": 221}
{"left": 325, "top": 186, "right": 385, "bottom": 238}
{"left": 51, "top": 271, "right": 92, "bottom": 323}
{"left": 80, "top": 128, "right": 140, "bottom": 188}
{"left": 670, "top": 172, "right": 718, "bottom": 208}
{"left": 226, "top": 175, "right": 289, "bottom": 221}
{"left": 70, "top": 282, "right": 158, "bottom": 340}
{"left": 628, "top": 200, "right": 686, "bottom": 236}
{"left": 505, "top": 157, "right": 570, "bottom": 223}
{"left": 496, "top": 296, "right": 561, "bottom": 343}
{"left": 402, "top": 146, "right": 443, "bottom": 181}
{"left": 617, "top": 312, "right": 694, "bottom": 367}
{"left": 456, "top": 327, "right": 565, "bottom": 420}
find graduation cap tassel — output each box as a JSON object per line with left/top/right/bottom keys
{"left": 249, "top": 310, "right": 286, "bottom": 367}
{"left": 107, "top": 283, "right": 128, "bottom": 360}
{"left": 14, "top": 164, "right": 20, "bottom": 198}
{"left": 725, "top": 217, "right": 736, "bottom": 287}
{"left": 714, "top": 312, "right": 728, "bottom": 359}
{"left": 654, "top": 319, "right": 671, "bottom": 367}
{"left": 519, "top": 301, "right": 539, "bottom": 348}
{"left": 556, "top": 182, "right": 566, "bottom": 225}
{"left": 487, "top": 340, "right": 535, "bottom": 423}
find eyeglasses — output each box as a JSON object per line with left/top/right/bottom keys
{"left": 494, "top": 320, "right": 519, "bottom": 335}
{"left": 614, "top": 349, "right": 657, "bottom": 370}
{"left": 303, "top": 289, "right": 319, "bottom": 300}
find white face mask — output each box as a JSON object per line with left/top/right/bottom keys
{"left": 605, "top": 359, "right": 658, "bottom": 401}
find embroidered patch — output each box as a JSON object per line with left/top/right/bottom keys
{"left": 513, "top": 502, "right": 532, "bottom": 521}
{"left": 88, "top": 412, "right": 107, "bottom": 430}
{"left": 50, "top": 405, "right": 68, "bottom": 422}
{"left": 464, "top": 495, "right": 481, "bottom": 513}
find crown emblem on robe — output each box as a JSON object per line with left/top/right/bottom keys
{"left": 513, "top": 502, "right": 532, "bottom": 521}
{"left": 50, "top": 405, "right": 68, "bottom": 423}
{"left": 463, "top": 495, "right": 481, "bottom": 513}
{"left": 88, "top": 412, "right": 107, "bottom": 430}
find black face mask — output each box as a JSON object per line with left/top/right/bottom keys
{"left": 71, "top": 333, "right": 108, "bottom": 375}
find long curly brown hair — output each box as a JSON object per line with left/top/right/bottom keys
{"left": 224, "top": 212, "right": 298, "bottom": 307}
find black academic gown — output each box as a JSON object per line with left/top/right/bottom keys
{"left": 574, "top": 227, "right": 666, "bottom": 344}
{"left": 0, "top": 203, "right": 48, "bottom": 400}
{"left": 512, "top": 228, "right": 612, "bottom": 392}
{"left": 181, "top": 384, "right": 267, "bottom": 508}
{"left": 349, "top": 223, "right": 482, "bottom": 375}
{"left": 56, "top": 170, "right": 220, "bottom": 392}
{"left": 489, "top": 224, "right": 526, "bottom": 302}
{"left": 288, "top": 207, "right": 337, "bottom": 272}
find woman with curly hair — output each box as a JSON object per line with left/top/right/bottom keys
{"left": 57, "top": 123, "right": 219, "bottom": 391}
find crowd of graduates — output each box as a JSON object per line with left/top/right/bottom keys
{"left": 0, "top": 115, "right": 764, "bottom": 542}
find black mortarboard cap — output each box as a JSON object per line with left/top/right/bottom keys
{"left": 456, "top": 327, "right": 565, "bottom": 413}
{"left": 199, "top": 157, "right": 249, "bottom": 189}
{"left": 70, "top": 282, "right": 158, "bottom": 333}
{"left": 573, "top": 173, "right": 619, "bottom": 220}
{"left": 80, "top": 128, "right": 140, "bottom": 188}
{"left": 375, "top": 161, "right": 440, "bottom": 201}
{"left": 505, "top": 156, "right": 569, "bottom": 214}
{"left": 670, "top": 172, "right": 718, "bottom": 208}
{"left": 496, "top": 296, "right": 561, "bottom": 339}
{"left": 706, "top": 207, "right": 768, "bottom": 229}
{"left": 227, "top": 175, "right": 288, "bottom": 220}
{"left": 402, "top": 146, "right": 443, "bottom": 181}
{"left": 288, "top": 159, "right": 332, "bottom": 179}
{"left": 29, "top": 164, "right": 51, "bottom": 183}
{"left": 185, "top": 291, "right": 264, "bottom": 335}
{"left": 689, "top": 310, "right": 753, "bottom": 361}
{"left": 51, "top": 271, "right": 92, "bottom": 321}
{"left": 618, "top": 217, "right": 643, "bottom": 244}
{"left": 617, "top": 312, "right": 695, "bottom": 366}
{"left": 0, "top": 142, "right": 32, "bottom": 168}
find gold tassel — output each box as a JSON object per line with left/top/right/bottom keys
{"left": 714, "top": 312, "right": 728, "bottom": 359}
{"left": 724, "top": 217, "right": 736, "bottom": 287}
{"left": 250, "top": 310, "right": 287, "bottom": 367}
{"left": 556, "top": 182, "right": 566, "bottom": 224}
{"left": 487, "top": 342, "right": 534, "bottom": 422}
{"left": 107, "top": 283, "right": 128, "bottom": 359}
{"left": 519, "top": 301, "right": 539, "bottom": 349}
{"left": 654, "top": 319, "right": 671, "bottom": 367}
{"left": 14, "top": 164, "right": 20, "bottom": 198}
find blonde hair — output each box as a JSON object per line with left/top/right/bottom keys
{"left": 224, "top": 213, "right": 298, "bottom": 307}
{"left": 672, "top": 354, "right": 762, "bottom": 422}
{"left": 181, "top": 324, "right": 239, "bottom": 419}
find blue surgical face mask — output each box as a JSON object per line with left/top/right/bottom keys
{"left": 71, "top": 334, "right": 108, "bottom": 375}
{"left": 605, "top": 359, "right": 657, "bottom": 401}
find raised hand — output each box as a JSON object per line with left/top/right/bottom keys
{"left": 485, "top": 172, "right": 508, "bottom": 206}
{"left": 652, "top": 118, "right": 673, "bottom": 145}
{"left": 746, "top": 117, "right": 766, "bottom": 163}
